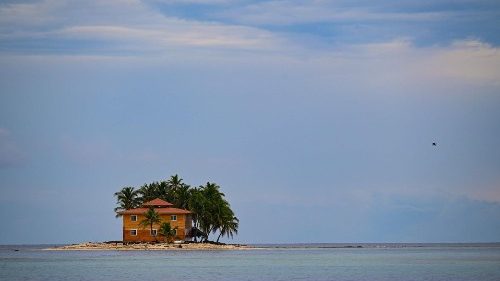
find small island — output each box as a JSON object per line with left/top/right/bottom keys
{"left": 49, "top": 241, "right": 252, "bottom": 251}
{"left": 50, "top": 175, "right": 246, "bottom": 251}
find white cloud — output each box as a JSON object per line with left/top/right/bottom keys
{"left": 214, "top": 0, "right": 446, "bottom": 25}
{"left": 2, "top": 0, "right": 499, "bottom": 83}
{"left": 424, "top": 40, "right": 500, "bottom": 83}
{"left": 0, "top": 0, "right": 61, "bottom": 28}
{"left": 0, "top": 0, "right": 286, "bottom": 53}
{"left": 147, "top": 0, "right": 234, "bottom": 4}
{"left": 56, "top": 23, "right": 281, "bottom": 50}
{"left": 455, "top": 181, "right": 500, "bottom": 203}
{"left": 247, "top": 38, "right": 500, "bottom": 90}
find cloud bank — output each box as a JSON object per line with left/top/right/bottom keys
{"left": 0, "top": 0, "right": 499, "bottom": 243}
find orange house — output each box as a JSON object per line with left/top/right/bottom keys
{"left": 119, "top": 198, "right": 192, "bottom": 242}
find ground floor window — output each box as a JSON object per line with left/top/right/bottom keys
{"left": 174, "top": 229, "right": 177, "bottom": 235}
{"left": 151, "top": 229, "right": 157, "bottom": 236}
{"left": 130, "top": 229, "right": 137, "bottom": 236}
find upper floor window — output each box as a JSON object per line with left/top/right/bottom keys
{"left": 171, "top": 215, "right": 177, "bottom": 221}
{"left": 131, "top": 215, "right": 137, "bottom": 222}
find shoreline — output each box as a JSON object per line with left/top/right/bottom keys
{"left": 36, "top": 242, "right": 500, "bottom": 251}
{"left": 45, "top": 242, "right": 255, "bottom": 251}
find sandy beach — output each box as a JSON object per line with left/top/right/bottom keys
{"left": 46, "top": 242, "right": 254, "bottom": 251}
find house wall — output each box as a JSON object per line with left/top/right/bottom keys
{"left": 122, "top": 214, "right": 189, "bottom": 242}
{"left": 184, "top": 214, "right": 193, "bottom": 241}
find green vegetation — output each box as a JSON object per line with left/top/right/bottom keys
{"left": 114, "top": 174, "right": 239, "bottom": 243}
{"left": 159, "top": 222, "right": 177, "bottom": 243}
{"left": 139, "top": 207, "right": 162, "bottom": 242}
{"left": 113, "top": 187, "right": 140, "bottom": 217}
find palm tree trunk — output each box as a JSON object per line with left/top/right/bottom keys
{"left": 150, "top": 222, "right": 154, "bottom": 242}
{"left": 207, "top": 226, "right": 214, "bottom": 242}
{"left": 194, "top": 220, "right": 198, "bottom": 243}
{"left": 216, "top": 232, "right": 222, "bottom": 243}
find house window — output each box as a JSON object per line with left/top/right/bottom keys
{"left": 130, "top": 215, "right": 137, "bottom": 222}
{"left": 130, "top": 229, "right": 137, "bottom": 236}
{"left": 174, "top": 229, "right": 177, "bottom": 235}
{"left": 151, "top": 229, "right": 157, "bottom": 236}
{"left": 171, "top": 215, "right": 177, "bottom": 221}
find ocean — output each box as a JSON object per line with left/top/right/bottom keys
{"left": 1, "top": 244, "right": 500, "bottom": 281}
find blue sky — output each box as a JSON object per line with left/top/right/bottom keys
{"left": 0, "top": 0, "right": 499, "bottom": 244}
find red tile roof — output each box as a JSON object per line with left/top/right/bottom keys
{"left": 142, "top": 198, "right": 173, "bottom": 207}
{"left": 119, "top": 207, "right": 191, "bottom": 215}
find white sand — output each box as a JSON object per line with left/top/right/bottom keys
{"left": 46, "top": 242, "right": 254, "bottom": 251}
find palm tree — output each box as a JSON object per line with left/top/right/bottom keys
{"left": 114, "top": 187, "right": 140, "bottom": 217}
{"left": 114, "top": 176, "right": 240, "bottom": 243}
{"left": 216, "top": 215, "right": 239, "bottom": 243}
{"left": 159, "top": 222, "right": 177, "bottom": 243}
{"left": 157, "top": 180, "right": 175, "bottom": 203}
{"left": 202, "top": 182, "right": 225, "bottom": 200}
{"left": 196, "top": 182, "right": 231, "bottom": 241}
{"left": 139, "top": 207, "right": 162, "bottom": 242}
{"left": 174, "top": 184, "right": 191, "bottom": 209}
{"left": 138, "top": 182, "right": 160, "bottom": 203}
{"left": 167, "top": 174, "right": 184, "bottom": 191}
{"left": 188, "top": 188, "right": 206, "bottom": 242}
{"left": 209, "top": 198, "right": 236, "bottom": 242}
{"left": 188, "top": 227, "right": 207, "bottom": 242}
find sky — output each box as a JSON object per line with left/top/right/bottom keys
{"left": 0, "top": 0, "right": 499, "bottom": 244}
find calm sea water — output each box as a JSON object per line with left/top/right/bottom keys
{"left": 1, "top": 244, "right": 500, "bottom": 281}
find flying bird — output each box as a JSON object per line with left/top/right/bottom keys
{"left": 432, "top": 142, "right": 437, "bottom": 146}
